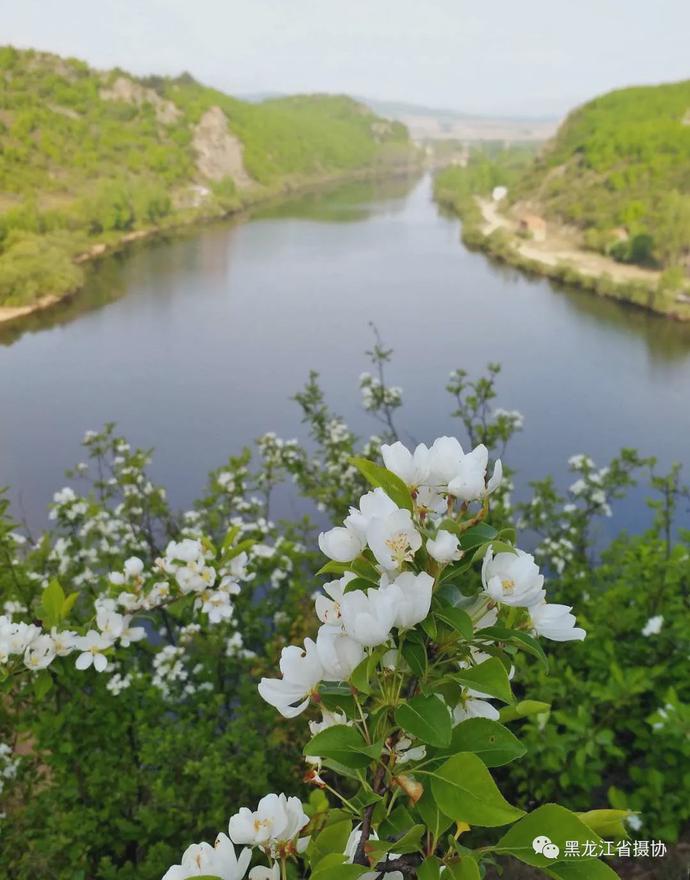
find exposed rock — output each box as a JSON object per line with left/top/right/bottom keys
{"left": 99, "top": 76, "right": 181, "bottom": 125}
{"left": 192, "top": 106, "right": 252, "bottom": 187}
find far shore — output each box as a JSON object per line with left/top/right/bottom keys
{"left": 454, "top": 196, "right": 690, "bottom": 323}
{"left": 0, "top": 161, "right": 425, "bottom": 329}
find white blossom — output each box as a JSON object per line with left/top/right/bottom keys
{"left": 258, "top": 640, "right": 323, "bottom": 718}
{"left": 530, "top": 603, "right": 586, "bottom": 642}
{"left": 482, "top": 546, "right": 545, "bottom": 608}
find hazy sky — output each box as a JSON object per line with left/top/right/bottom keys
{"left": 3, "top": 0, "right": 689, "bottom": 117}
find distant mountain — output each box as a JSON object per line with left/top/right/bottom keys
{"left": 357, "top": 97, "right": 559, "bottom": 143}
{"left": 0, "top": 47, "right": 419, "bottom": 310}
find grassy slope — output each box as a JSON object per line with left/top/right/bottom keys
{"left": 511, "top": 80, "right": 690, "bottom": 266}
{"left": 0, "top": 46, "right": 417, "bottom": 308}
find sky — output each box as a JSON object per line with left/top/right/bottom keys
{"left": 2, "top": 0, "right": 689, "bottom": 118}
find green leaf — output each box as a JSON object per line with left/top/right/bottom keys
{"left": 367, "top": 824, "right": 424, "bottom": 860}
{"left": 401, "top": 639, "right": 427, "bottom": 677}
{"left": 350, "top": 457, "right": 413, "bottom": 511}
{"left": 61, "top": 591, "right": 79, "bottom": 618}
{"left": 395, "top": 695, "right": 452, "bottom": 748}
{"left": 453, "top": 657, "right": 513, "bottom": 704}
{"left": 311, "top": 858, "right": 369, "bottom": 880}
{"left": 350, "top": 647, "right": 386, "bottom": 695}
{"left": 434, "top": 604, "right": 473, "bottom": 640}
{"left": 446, "top": 855, "right": 481, "bottom": 880}
{"left": 32, "top": 669, "right": 53, "bottom": 700}
{"left": 576, "top": 809, "right": 631, "bottom": 840}
{"left": 222, "top": 524, "right": 241, "bottom": 549}
{"left": 304, "top": 725, "right": 380, "bottom": 769}
{"left": 459, "top": 523, "right": 497, "bottom": 550}
{"left": 448, "top": 718, "right": 526, "bottom": 767}
{"left": 430, "top": 752, "right": 524, "bottom": 827}
{"left": 318, "top": 683, "right": 356, "bottom": 716}
{"left": 343, "top": 577, "right": 378, "bottom": 594}
{"left": 308, "top": 819, "right": 353, "bottom": 867}
{"left": 379, "top": 804, "right": 417, "bottom": 839}
{"left": 545, "top": 861, "right": 620, "bottom": 879}
{"left": 415, "top": 787, "right": 453, "bottom": 839}
{"left": 40, "top": 578, "right": 65, "bottom": 627}
{"left": 417, "top": 857, "right": 442, "bottom": 880}
{"left": 499, "top": 700, "right": 551, "bottom": 722}
{"left": 477, "top": 626, "right": 548, "bottom": 669}
{"left": 316, "top": 561, "right": 351, "bottom": 577}
{"left": 494, "top": 804, "right": 604, "bottom": 868}
{"left": 350, "top": 556, "right": 381, "bottom": 584}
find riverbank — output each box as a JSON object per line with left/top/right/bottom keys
{"left": 434, "top": 180, "right": 690, "bottom": 323}
{"left": 0, "top": 160, "right": 423, "bottom": 328}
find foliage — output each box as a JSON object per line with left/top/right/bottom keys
{"left": 0, "top": 46, "right": 417, "bottom": 307}
{"left": 1, "top": 341, "right": 688, "bottom": 878}
{"left": 511, "top": 80, "right": 690, "bottom": 269}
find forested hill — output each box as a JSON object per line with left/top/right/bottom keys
{"left": 511, "top": 79, "right": 690, "bottom": 268}
{"left": 0, "top": 46, "right": 417, "bottom": 309}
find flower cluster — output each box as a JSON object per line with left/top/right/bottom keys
{"left": 163, "top": 793, "right": 310, "bottom": 880}
{"left": 259, "top": 436, "right": 585, "bottom": 753}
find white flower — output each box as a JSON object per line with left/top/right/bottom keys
{"left": 162, "top": 833, "right": 250, "bottom": 880}
{"left": 316, "top": 624, "right": 365, "bottom": 680}
{"left": 394, "top": 736, "right": 427, "bottom": 764}
{"left": 381, "top": 441, "right": 430, "bottom": 488}
{"left": 344, "top": 488, "right": 398, "bottom": 540}
{"left": 340, "top": 588, "right": 397, "bottom": 647}
{"left": 427, "top": 436, "right": 465, "bottom": 486}
{"left": 626, "top": 814, "right": 643, "bottom": 832}
{"left": 382, "top": 571, "right": 433, "bottom": 630}
{"left": 308, "top": 708, "right": 351, "bottom": 738}
{"left": 482, "top": 546, "right": 545, "bottom": 608}
{"left": 426, "top": 530, "right": 462, "bottom": 564}
{"left": 641, "top": 615, "right": 664, "bottom": 637}
{"left": 530, "top": 603, "right": 586, "bottom": 642}
{"left": 258, "top": 640, "right": 323, "bottom": 718}
{"left": 314, "top": 572, "right": 355, "bottom": 625}
{"left": 249, "top": 864, "right": 280, "bottom": 880}
{"left": 447, "top": 444, "right": 502, "bottom": 501}
{"left": 119, "top": 617, "right": 146, "bottom": 646}
{"left": 228, "top": 793, "right": 309, "bottom": 848}
{"left": 318, "top": 526, "right": 366, "bottom": 563}
{"left": 344, "top": 828, "right": 403, "bottom": 880}
{"left": 367, "top": 508, "right": 422, "bottom": 570}
{"left": 50, "top": 628, "right": 79, "bottom": 656}
{"left": 123, "top": 557, "right": 143, "bottom": 578}
{"left": 96, "top": 608, "right": 125, "bottom": 641}
{"left": 75, "top": 630, "right": 112, "bottom": 672}
{"left": 24, "top": 634, "right": 56, "bottom": 671}
{"left": 453, "top": 695, "right": 500, "bottom": 723}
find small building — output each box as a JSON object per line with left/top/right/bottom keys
{"left": 492, "top": 185, "right": 508, "bottom": 202}
{"left": 518, "top": 213, "right": 547, "bottom": 242}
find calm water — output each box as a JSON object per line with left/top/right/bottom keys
{"left": 2, "top": 174, "right": 690, "bottom": 531}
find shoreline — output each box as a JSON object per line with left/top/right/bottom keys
{"left": 436, "top": 192, "right": 690, "bottom": 323}
{"left": 0, "top": 161, "right": 424, "bottom": 328}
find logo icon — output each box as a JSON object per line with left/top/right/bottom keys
{"left": 532, "top": 836, "right": 560, "bottom": 859}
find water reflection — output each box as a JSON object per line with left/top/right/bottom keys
{"left": 1, "top": 174, "right": 689, "bottom": 531}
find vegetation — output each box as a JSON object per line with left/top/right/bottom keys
{"left": 1, "top": 344, "right": 689, "bottom": 879}
{"left": 433, "top": 150, "right": 690, "bottom": 319}
{"left": 511, "top": 80, "right": 690, "bottom": 270}
{"left": 0, "top": 46, "right": 418, "bottom": 309}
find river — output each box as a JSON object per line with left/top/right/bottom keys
{"left": 2, "top": 174, "right": 690, "bottom": 532}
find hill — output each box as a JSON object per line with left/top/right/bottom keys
{"left": 0, "top": 46, "right": 418, "bottom": 312}
{"left": 510, "top": 80, "right": 690, "bottom": 269}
